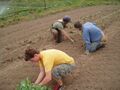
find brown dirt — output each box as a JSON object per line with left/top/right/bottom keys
{"left": 0, "top": 5, "right": 120, "bottom": 90}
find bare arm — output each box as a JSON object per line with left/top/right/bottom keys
{"left": 39, "top": 71, "right": 52, "bottom": 85}
{"left": 34, "top": 64, "right": 45, "bottom": 84}
{"left": 61, "top": 30, "right": 74, "bottom": 43}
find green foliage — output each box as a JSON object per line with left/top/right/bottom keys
{"left": 16, "top": 78, "right": 52, "bottom": 90}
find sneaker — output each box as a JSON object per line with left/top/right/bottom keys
{"left": 53, "top": 83, "right": 61, "bottom": 90}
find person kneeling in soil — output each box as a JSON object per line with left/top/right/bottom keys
{"left": 74, "top": 21, "right": 107, "bottom": 55}
{"left": 24, "top": 48, "right": 75, "bottom": 90}
{"left": 50, "top": 16, "right": 74, "bottom": 43}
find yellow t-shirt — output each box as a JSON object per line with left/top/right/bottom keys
{"left": 39, "top": 49, "right": 75, "bottom": 72}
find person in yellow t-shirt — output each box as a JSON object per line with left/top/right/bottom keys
{"left": 24, "top": 48, "right": 75, "bottom": 89}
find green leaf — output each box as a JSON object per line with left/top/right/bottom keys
{"left": 16, "top": 78, "right": 52, "bottom": 90}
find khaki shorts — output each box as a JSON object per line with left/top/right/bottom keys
{"left": 52, "top": 64, "right": 75, "bottom": 80}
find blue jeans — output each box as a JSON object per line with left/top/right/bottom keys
{"left": 89, "top": 42, "right": 104, "bottom": 52}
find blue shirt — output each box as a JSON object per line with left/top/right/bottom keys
{"left": 82, "top": 22, "right": 103, "bottom": 51}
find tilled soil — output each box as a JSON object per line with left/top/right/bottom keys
{"left": 0, "top": 5, "right": 120, "bottom": 90}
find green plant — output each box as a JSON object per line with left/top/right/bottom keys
{"left": 16, "top": 78, "right": 52, "bottom": 90}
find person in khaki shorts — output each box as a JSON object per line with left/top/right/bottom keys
{"left": 74, "top": 21, "right": 107, "bottom": 55}
{"left": 24, "top": 48, "right": 75, "bottom": 90}
{"left": 50, "top": 16, "right": 74, "bottom": 43}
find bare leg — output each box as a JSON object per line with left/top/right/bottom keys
{"left": 50, "top": 29, "right": 58, "bottom": 40}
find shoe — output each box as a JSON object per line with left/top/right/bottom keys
{"left": 96, "top": 42, "right": 105, "bottom": 50}
{"left": 53, "top": 83, "right": 61, "bottom": 90}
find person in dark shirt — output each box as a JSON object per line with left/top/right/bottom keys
{"left": 50, "top": 16, "right": 74, "bottom": 43}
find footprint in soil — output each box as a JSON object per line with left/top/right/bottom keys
{"left": 19, "top": 40, "right": 35, "bottom": 46}
{"left": 79, "top": 54, "right": 95, "bottom": 62}
{"left": 2, "top": 58, "right": 14, "bottom": 64}
{"left": 5, "top": 47, "right": 11, "bottom": 50}
{"left": 17, "top": 56, "right": 24, "bottom": 59}
{"left": 80, "top": 54, "right": 89, "bottom": 59}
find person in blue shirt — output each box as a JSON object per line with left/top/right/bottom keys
{"left": 74, "top": 21, "right": 106, "bottom": 55}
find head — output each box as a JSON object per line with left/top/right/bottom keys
{"left": 63, "top": 16, "right": 71, "bottom": 24}
{"left": 24, "top": 48, "right": 40, "bottom": 62}
{"left": 74, "top": 21, "right": 82, "bottom": 30}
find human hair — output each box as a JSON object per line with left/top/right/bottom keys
{"left": 74, "top": 21, "right": 82, "bottom": 30}
{"left": 24, "top": 48, "right": 39, "bottom": 61}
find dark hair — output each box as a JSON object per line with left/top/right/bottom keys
{"left": 63, "top": 16, "right": 71, "bottom": 23}
{"left": 56, "top": 29, "right": 62, "bottom": 43}
{"left": 24, "top": 48, "right": 39, "bottom": 61}
{"left": 74, "top": 21, "right": 82, "bottom": 29}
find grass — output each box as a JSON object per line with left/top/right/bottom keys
{"left": 0, "top": 0, "right": 120, "bottom": 27}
